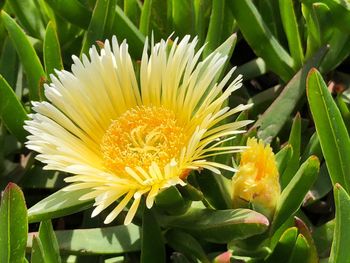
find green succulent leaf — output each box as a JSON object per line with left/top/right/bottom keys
{"left": 319, "top": 29, "right": 350, "bottom": 73}
{"left": 196, "top": 170, "right": 231, "bottom": 209}
{"left": 44, "top": 22, "right": 63, "bottom": 77}
{"left": 294, "top": 217, "right": 319, "bottom": 262}
{"left": 139, "top": 0, "right": 152, "bottom": 36}
{"left": 38, "top": 221, "right": 61, "bottom": 263}
{"left": 228, "top": 0, "right": 295, "bottom": 82}
{"left": 255, "top": 46, "right": 328, "bottom": 142}
{"left": 28, "top": 188, "right": 94, "bottom": 223}
{"left": 0, "top": 183, "right": 28, "bottom": 263}
{"left": 304, "top": 0, "right": 350, "bottom": 34}
{"left": 1, "top": 11, "right": 46, "bottom": 101}
{"left": 279, "top": 0, "right": 304, "bottom": 67}
{"left": 0, "top": 37, "right": 18, "bottom": 88}
{"left": 31, "top": 236, "right": 46, "bottom": 263}
{"left": 307, "top": 68, "right": 350, "bottom": 192}
{"left": 141, "top": 208, "right": 165, "bottom": 263}
{"left": 155, "top": 186, "right": 191, "bottom": 215}
{"left": 281, "top": 113, "right": 301, "bottom": 188}
{"left": 288, "top": 234, "right": 311, "bottom": 263}
{"left": 44, "top": 0, "right": 92, "bottom": 29}
{"left": 124, "top": 0, "right": 141, "bottom": 26}
{"left": 302, "top": 2, "right": 322, "bottom": 59}
{"left": 203, "top": 0, "right": 224, "bottom": 57}
{"left": 329, "top": 184, "right": 350, "bottom": 263}
{"left": 272, "top": 156, "right": 319, "bottom": 233}
{"left": 81, "top": 0, "right": 117, "bottom": 55}
{"left": 266, "top": 227, "right": 298, "bottom": 262}
{"left": 112, "top": 5, "right": 145, "bottom": 58}
{"left": 312, "top": 219, "right": 334, "bottom": 258}
{"left": 0, "top": 75, "right": 27, "bottom": 142}
{"left": 27, "top": 225, "right": 141, "bottom": 254}
{"left": 301, "top": 132, "right": 322, "bottom": 163}
{"left": 165, "top": 229, "right": 209, "bottom": 263}
{"left": 7, "top": 0, "right": 45, "bottom": 39}
{"left": 158, "top": 208, "right": 269, "bottom": 243}
{"left": 304, "top": 162, "right": 332, "bottom": 205}
{"left": 275, "top": 144, "right": 293, "bottom": 175}
{"left": 171, "top": 0, "right": 195, "bottom": 38}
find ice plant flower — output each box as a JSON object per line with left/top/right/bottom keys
{"left": 232, "top": 138, "right": 280, "bottom": 218}
{"left": 25, "top": 35, "right": 252, "bottom": 225}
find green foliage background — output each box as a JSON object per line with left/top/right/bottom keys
{"left": 1, "top": 0, "right": 350, "bottom": 262}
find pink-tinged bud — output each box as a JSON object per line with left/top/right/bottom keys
{"left": 213, "top": 251, "right": 232, "bottom": 263}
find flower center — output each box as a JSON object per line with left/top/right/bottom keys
{"left": 101, "top": 106, "right": 186, "bottom": 175}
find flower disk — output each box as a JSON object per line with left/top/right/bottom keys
{"left": 101, "top": 106, "right": 187, "bottom": 175}
{"left": 25, "top": 35, "right": 252, "bottom": 225}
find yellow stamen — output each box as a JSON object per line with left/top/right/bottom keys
{"left": 101, "top": 106, "right": 187, "bottom": 175}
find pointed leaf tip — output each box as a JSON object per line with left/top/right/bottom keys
{"left": 244, "top": 213, "right": 270, "bottom": 226}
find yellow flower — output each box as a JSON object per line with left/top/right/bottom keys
{"left": 25, "top": 36, "right": 252, "bottom": 224}
{"left": 232, "top": 138, "right": 280, "bottom": 218}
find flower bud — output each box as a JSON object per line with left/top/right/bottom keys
{"left": 232, "top": 138, "right": 280, "bottom": 219}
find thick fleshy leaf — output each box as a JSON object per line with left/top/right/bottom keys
{"left": 179, "top": 184, "right": 203, "bottom": 201}
{"left": 138, "top": 0, "right": 169, "bottom": 40}
{"left": 1, "top": 11, "right": 46, "bottom": 101}
{"left": 7, "top": 0, "right": 45, "bottom": 39}
{"left": 294, "top": 217, "right": 319, "bottom": 262}
{"left": 336, "top": 95, "right": 350, "bottom": 133}
{"left": 0, "top": 37, "right": 18, "bottom": 88}
{"left": 255, "top": 46, "right": 328, "bottom": 141}
{"left": 307, "top": 68, "right": 350, "bottom": 192}
{"left": 172, "top": 0, "right": 195, "bottom": 38}
{"left": 272, "top": 156, "right": 319, "bottom": 232}
{"left": 124, "top": 0, "right": 141, "bottom": 26}
{"left": 312, "top": 219, "right": 334, "bottom": 257}
{"left": 235, "top": 57, "right": 267, "bottom": 81}
{"left": 27, "top": 225, "right": 141, "bottom": 254}
{"left": 31, "top": 236, "right": 46, "bottom": 263}
{"left": 155, "top": 186, "right": 191, "bottom": 215}
{"left": 0, "top": 183, "right": 28, "bottom": 263}
{"left": 304, "top": 0, "right": 350, "bottom": 34}
{"left": 279, "top": 0, "right": 304, "bottom": 67}
{"left": 203, "top": 0, "right": 224, "bottom": 57}
{"left": 44, "top": 0, "right": 91, "bottom": 29}
{"left": 302, "top": 2, "right": 322, "bottom": 59}
{"left": 265, "top": 227, "right": 298, "bottom": 262}
{"left": 44, "top": 22, "right": 63, "bottom": 77}
{"left": 165, "top": 229, "right": 209, "bottom": 263}
{"left": 139, "top": 0, "right": 152, "bottom": 36}
{"left": 111, "top": 5, "right": 145, "bottom": 58}
{"left": 281, "top": 113, "right": 301, "bottom": 188}
{"left": 228, "top": 0, "right": 295, "bottom": 82}
{"left": 288, "top": 234, "right": 311, "bottom": 263}
{"left": 28, "top": 188, "right": 94, "bottom": 223}
{"left": 301, "top": 132, "right": 322, "bottom": 162}
{"left": 158, "top": 208, "right": 269, "bottom": 243}
{"left": 304, "top": 162, "right": 332, "bottom": 206}
{"left": 329, "top": 184, "right": 350, "bottom": 263}
{"left": 81, "top": 0, "right": 117, "bottom": 55}
{"left": 249, "top": 85, "right": 283, "bottom": 118}
{"left": 196, "top": 170, "right": 231, "bottom": 209}
{"left": 319, "top": 29, "right": 350, "bottom": 73}
{"left": 38, "top": 221, "right": 61, "bottom": 263}
{"left": 141, "top": 208, "right": 165, "bottom": 263}
{"left": 194, "top": 0, "right": 212, "bottom": 46}
{"left": 0, "top": 75, "right": 27, "bottom": 142}
{"left": 275, "top": 144, "right": 292, "bottom": 175}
